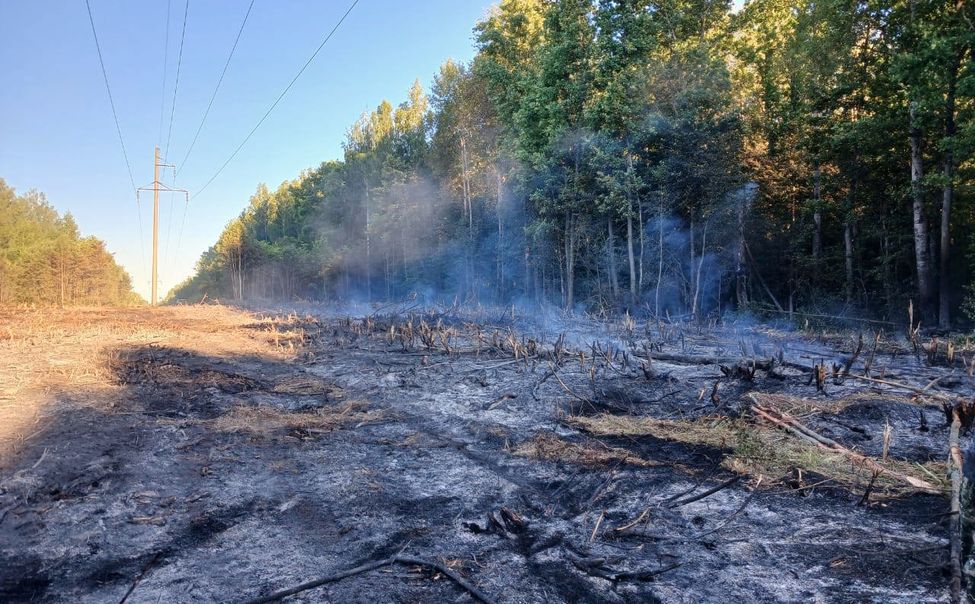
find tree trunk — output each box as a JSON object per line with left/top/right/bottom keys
{"left": 689, "top": 218, "right": 696, "bottom": 315}
{"left": 692, "top": 220, "right": 708, "bottom": 319}
{"left": 655, "top": 199, "right": 664, "bottom": 317}
{"left": 461, "top": 136, "right": 472, "bottom": 233}
{"left": 910, "top": 101, "right": 934, "bottom": 320}
{"left": 736, "top": 188, "right": 747, "bottom": 308}
{"left": 844, "top": 175, "right": 856, "bottom": 305}
{"left": 384, "top": 252, "right": 391, "bottom": 300}
{"left": 939, "top": 50, "right": 961, "bottom": 329}
{"left": 496, "top": 170, "right": 504, "bottom": 299}
{"left": 607, "top": 217, "right": 619, "bottom": 299}
{"left": 565, "top": 212, "right": 575, "bottom": 310}
{"left": 364, "top": 185, "right": 371, "bottom": 302}
{"left": 812, "top": 164, "right": 823, "bottom": 265}
{"left": 638, "top": 198, "right": 645, "bottom": 291}
{"left": 625, "top": 156, "right": 637, "bottom": 307}
{"left": 626, "top": 204, "right": 637, "bottom": 307}
{"left": 59, "top": 247, "right": 65, "bottom": 308}
{"left": 844, "top": 219, "right": 854, "bottom": 305}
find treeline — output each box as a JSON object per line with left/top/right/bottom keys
{"left": 172, "top": 0, "right": 974, "bottom": 326}
{"left": 0, "top": 179, "right": 140, "bottom": 306}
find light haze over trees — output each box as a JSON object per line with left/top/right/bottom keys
{"left": 172, "top": 0, "right": 974, "bottom": 326}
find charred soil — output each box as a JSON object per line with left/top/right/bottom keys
{"left": 0, "top": 305, "right": 963, "bottom": 602}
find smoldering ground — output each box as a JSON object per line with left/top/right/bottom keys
{"left": 0, "top": 305, "right": 960, "bottom": 603}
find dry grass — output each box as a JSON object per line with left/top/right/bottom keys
{"left": 211, "top": 401, "right": 383, "bottom": 436}
{"left": 568, "top": 414, "right": 739, "bottom": 448}
{"left": 270, "top": 376, "right": 333, "bottom": 396}
{"left": 748, "top": 391, "right": 916, "bottom": 416}
{"left": 569, "top": 413, "right": 947, "bottom": 498}
{"left": 514, "top": 432, "right": 659, "bottom": 468}
{"left": 0, "top": 304, "right": 296, "bottom": 464}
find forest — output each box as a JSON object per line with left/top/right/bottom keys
{"left": 170, "top": 0, "right": 975, "bottom": 327}
{"left": 0, "top": 179, "right": 139, "bottom": 306}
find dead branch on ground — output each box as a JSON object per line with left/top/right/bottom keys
{"left": 242, "top": 553, "right": 497, "bottom": 604}
{"left": 748, "top": 395, "right": 940, "bottom": 494}
{"left": 949, "top": 408, "right": 963, "bottom": 604}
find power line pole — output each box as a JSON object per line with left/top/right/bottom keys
{"left": 138, "top": 147, "right": 187, "bottom": 305}
{"left": 152, "top": 146, "right": 160, "bottom": 305}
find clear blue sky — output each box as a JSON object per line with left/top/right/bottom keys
{"left": 0, "top": 0, "right": 493, "bottom": 300}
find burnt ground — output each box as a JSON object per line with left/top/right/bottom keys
{"left": 0, "top": 305, "right": 964, "bottom": 603}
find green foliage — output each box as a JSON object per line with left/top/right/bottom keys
{"left": 173, "top": 0, "right": 975, "bottom": 323}
{"left": 0, "top": 179, "right": 140, "bottom": 305}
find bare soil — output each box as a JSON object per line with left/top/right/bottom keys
{"left": 0, "top": 305, "right": 962, "bottom": 603}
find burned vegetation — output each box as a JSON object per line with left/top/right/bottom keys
{"left": 0, "top": 305, "right": 969, "bottom": 602}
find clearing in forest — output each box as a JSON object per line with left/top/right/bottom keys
{"left": 0, "top": 305, "right": 960, "bottom": 603}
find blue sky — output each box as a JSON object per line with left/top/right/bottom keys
{"left": 0, "top": 1, "right": 493, "bottom": 300}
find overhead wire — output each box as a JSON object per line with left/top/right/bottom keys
{"left": 164, "top": 170, "right": 176, "bottom": 275}
{"left": 157, "top": 0, "right": 172, "bottom": 145}
{"left": 84, "top": 0, "right": 146, "bottom": 275}
{"left": 161, "top": 0, "right": 189, "bottom": 292}
{"left": 191, "top": 0, "right": 361, "bottom": 200}
{"left": 177, "top": 0, "right": 255, "bottom": 171}
{"left": 164, "top": 0, "right": 189, "bottom": 161}
{"left": 173, "top": 0, "right": 256, "bottom": 268}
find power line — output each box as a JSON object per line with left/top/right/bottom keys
{"left": 192, "top": 0, "right": 361, "bottom": 200}
{"left": 175, "top": 194, "right": 190, "bottom": 270}
{"left": 173, "top": 0, "right": 255, "bottom": 269}
{"left": 177, "top": 0, "right": 255, "bottom": 171}
{"left": 157, "top": 0, "right": 172, "bottom": 145}
{"left": 164, "top": 0, "right": 189, "bottom": 160}
{"left": 85, "top": 0, "right": 137, "bottom": 194}
{"left": 84, "top": 0, "right": 146, "bottom": 271}
{"left": 164, "top": 171, "right": 176, "bottom": 270}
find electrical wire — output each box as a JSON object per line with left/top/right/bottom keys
{"left": 177, "top": 0, "right": 255, "bottom": 171}
{"left": 191, "top": 0, "right": 360, "bottom": 200}
{"left": 157, "top": 0, "right": 172, "bottom": 144}
{"left": 85, "top": 0, "right": 137, "bottom": 193}
{"left": 164, "top": 173, "right": 176, "bottom": 271}
{"left": 175, "top": 193, "right": 190, "bottom": 273}
{"left": 172, "top": 0, "right": 256, "bottom": 266}
{"left": 84, "top": 0, "right": 146, "bottom": 270}
{"left": 164, "top": 0, "right": 190, "bottom": 161}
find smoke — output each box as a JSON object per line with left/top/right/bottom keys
{"left": 312, "top": 171, "right": 531, "bottom": 308}
{"left": 638, "top": 183, "right": 756, "bottom": 319}
{"left": 307, "top": 152, "right": 760, "bottom": 323}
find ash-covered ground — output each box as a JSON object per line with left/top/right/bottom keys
{"left": 0, "top": 304, "right": 964, "bottom": 603}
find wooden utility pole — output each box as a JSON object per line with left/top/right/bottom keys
{"left": 152, "top": 146, "right": 160, "bottom": 305}
{"left": 138, "top": 147, "right": 187, "bottom": 305}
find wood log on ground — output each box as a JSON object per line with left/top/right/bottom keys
{"left": 747, "top": 394, "right": 940, "bottom": 494}
{"left": 843, "top": 372, "right": 954, "bottom": 400}
{"left": 636, "top": 352, "right": 805, "bottom": 372}
{"left": 949, "top": 409, "right": 963, "bottom": 604}
{"left": 961, "top": 446, "right": 975, "bottom": 602}
{"left": 241, "top": 553, "right": 497, "bottom": 604}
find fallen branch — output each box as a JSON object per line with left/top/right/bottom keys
{"left": 242, "top": 554, "right": 496, "bottom": 604}
{"left": 548, "top": 362, "right": 592, "bottom": 404}
{"left": 637, "top": 352, "right": 773, "bottom": 370}
{"left": 949, "top": 409, "right": 963, "bottom": 604}
{"left": 691, "top": 476, "right": 763, "bottom": 540}
{"left": 568, "top": 553, "right": 681, "bottom": 583}
{"left": 614, "top": 507, "right": 652, "bottom": 534}
{"left": 636, "top": 352, "right": 809, "bottom": 374}
{"left": 667, "top": 475, "right": 741, "bottom": 508}
{"left": 118, "top": 552, "right": 160, "bottom": 604}
{"left": 637, "top": 478, "right": 765, "bottom": 545}
{"left": 748, "top": 395, "right": 940, "bottom": 494}
{"left": 532, "top": 369, "right": 555, "bottom": 401}
{"left": 842, "top": 373, "right": 953, "bottom": 401}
